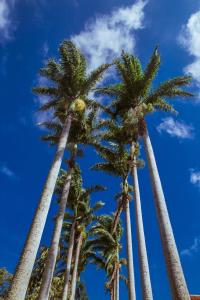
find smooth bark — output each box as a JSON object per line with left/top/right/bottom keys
{"left": 7, "top": 115, "right": 72, "bottom": 300}
{"left": 132, "top": 159, "right": 153, "bottom": 300}
{"left": 110, "top": 285, "right": 114, "bottom": 300}
{"left": 113, "top": 277, "right": 116, "bottom": 300}
{"left": 69, "top": 233, "right": 83, "bottom": 300}
{"left": 116, "top": 266, "right": 119, "bottom": 300}
{"left": 61, "top": 221, "right": 76, "bottom": 300}
{"left": 38, "top": 169, "right": 72, "bottom": 300}
{"left": 125, "top": 200, "right": 136, "bottom": 300}
{"left": 143, "top": 128, "right": 190, "bottom": 300}
{"left": 112, "top": 203, "right": 123, "bottom": 234}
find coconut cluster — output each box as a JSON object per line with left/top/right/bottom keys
{"left": 71, "top": 98, "right": 86, "bottom": 113}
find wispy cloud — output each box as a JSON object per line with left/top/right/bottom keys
{"left": 157, "top": 117, "right": 194, "bottom": 139}
{"left": 71, "top": 0, "right": 148, "bottom": 71}
{"left": 0, "top": 163, "right": 17, "bottom": 179}
{"left": 179, "top": 9, "right": 200, "bottom": 99}
{"left": 181, "top": 237, "right": 200, "bottom": 257}
{"left": 190, "top": 169, "right": 200, "bottom": 188}
{"left": 0, "top": 0, "right": 16, "bottom": 42}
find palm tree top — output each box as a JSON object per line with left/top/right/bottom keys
{"left": 33, "top": 40, "right": 110, "bottom": 124}
{"left": 96, "top": 47, "right": 193, "bottom": 123}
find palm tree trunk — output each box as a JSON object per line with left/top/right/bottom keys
{"left": 38, "top": 168, "right": 73, "bottom": 300}
{"left": 69, "top": 233, "right": 83, "bottom": 300}
{"left": 112, "top": 202, "right": 123, "bottom": 234}
{"left": 116, "top": 266, "right": 119, "bottom": 300}
{"left": 61, "top": 221, "right": 76, "bottom": 300}
{"left": 110, "top": 285, "right": 114, "bottom": 300}
{"left": 132, "top": 158, "right": 153, "bottom": 300}
{"left": 7, "top": 115, "right": 72, "bottom": 300}
{"left": 143, "top": 128, "right": 190, "bottom": 300}
{"left": 125, "top": 199, "right": 136, "bottom": 300}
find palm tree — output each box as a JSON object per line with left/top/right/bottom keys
{"left": 131, "top": 143, "right": 153, "bottom": 300}
{"left": 0, "top": 268, "right": 12, "bottom": 299}
{"left": 37, "top": 108, "right": 100, "bottom": 300}
{"left": 59, "top": 167, "right": 105, "bottom": 300}
{"left": 92, "top": 143, "right": 136, "bottom": 300}
{"left": 96, "top": 49, "right": 192, "bottom": 300}
{"left": 8, "top": 41, "right": 109, "bottom": 300}
{"left": 25, "top": 247, "right": 63, "bottom": 300}
{"left": 95, "top": 120, "right": 153, "bottom": 300}
{"left": 90, "top": 214, "right": 126, "bottom": 300}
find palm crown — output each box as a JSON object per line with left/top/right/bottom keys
{"left": 97, "top": 48, "right": 192, "bottom": 135}
{"left": 33, "top": 40, "right": 110, "bottom": 124}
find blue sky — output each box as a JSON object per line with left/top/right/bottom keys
{"left": 0, "top": 0, "right": 200, "bottom": 299}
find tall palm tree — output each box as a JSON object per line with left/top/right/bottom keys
{"left": 8, "top": 41, "right": 109, "bottom": 300}
{"left": 131, "top": 143, "right": 153, "bottom": 300}
{"left": 92, "top": 143, "right": 136, "bottom": 300}
{"left": 96, "top": 49, "right": 192, "bottom": 300}
{"left": 37, "top": 108, "right": 100, "bottom": 300}
{"left": 95, "top": 120, "right": 153, "bottom": 300}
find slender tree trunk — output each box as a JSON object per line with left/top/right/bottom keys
{"left": 110, "top": 285, "right": 114, "bottom": 300}
{"left": 143, "top": 128, "right": 190, "bottom": 300}
{"left": 61, "top": 221, "right": 76, "bottom": 300}
{"left": 38, "top": 168, "right": 73, "bottom": 300}
{"left": 132, "top": 158, "right": 153, "bottom": 300}
{"left": 112, "top": 202, "right": 123, "bottom": 234}
{"left": 116, "top": 266, "right": 119, "bottom": 300}
{"left": 69, "top": 233, "right": 83, "bottom": 300}
{"left": 113, "top": 277, "right": 116, "bottom": 300}
{"left": 125, "top": 199, "right": 136, "bottom": 300}
{"left": 7, "top": 115, "right": 72, "bottom": 300}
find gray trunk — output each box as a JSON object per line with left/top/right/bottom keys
{"left": 125, "top": 200, "right": 136, "bottom": 300}
{"left": 110, "top": 285, "right": 114, "bottom": 300}
{"left": 38, "top": 169, "right": 72, "bottom": 300}
{"left": 112, "top": 203, "right": 123, "bottom": 234}
{"left": 116, "top": 267, "right": 119, "bottom": 300}
{"left": 132, "top": 159, "right": 153, "bottom": 300}
{"left": 61, "top": 221, "right": 76, "bottom": 300}
{"left": 7, "top": 115, "right": 72, "bottom": 300}
{"left": 69, "top": 233, "right": 83, "bottom": 300}
{"left": 143, "top": 129, "right": 190, "bottom": 300}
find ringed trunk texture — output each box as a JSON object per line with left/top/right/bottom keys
{"left": 125, "top": 200, "right": 136, "bottom": 300}
{"left": 132, "top": 159, "right": 153, "bottom": 300}
{"left": 143, "top": 128, "right": 190, "bottom": 300}
{"left": 69, "top": 233, "right": 83, "bottom": 300}
{"left": 61, "top": 221, "right": 76, "bottom": 300}
{"left": 38, "top": 169, "right": 72, "bottom": 300}
{"left": 7, "top": 115, "right": 72, "bottom": 300}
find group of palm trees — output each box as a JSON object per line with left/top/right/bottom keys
{"left": 5, "top": 40, "right": 194, "bottom": 300}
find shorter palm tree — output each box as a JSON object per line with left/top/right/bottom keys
{"left": 92, "top": 142, "right": 136, "bottom": 300}
{"left": 90, "top": 214, "right": 127, "bottom": 300}
{"left": 38, "top": 106, "right": 100, "bottom": 300}
{"left": 59, "top": 167, "right": 105, "bottom": 300}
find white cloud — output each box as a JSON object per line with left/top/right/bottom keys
{"left": 179, "top": 10, "right": 200, "bottom": 97}
{"left": 157, "top": 117, "right": 194, "bottom": 139}
{"left": 0, "top": 163, "right": 16, "bottom": 179}
{"left": 190, "top": 169, "right": 200, "bottom": 187}
{"left": 0, "top": 0, "right": 16, "bottom": 42}
{"left": 71, "top": 0, "right": 148, "bottom": 71}
{"left": 181, "top": 237, "right": 200, "bottom": 257}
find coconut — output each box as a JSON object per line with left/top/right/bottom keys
{"left": 73, "top": 98, "right": 86, "bottom": 112}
